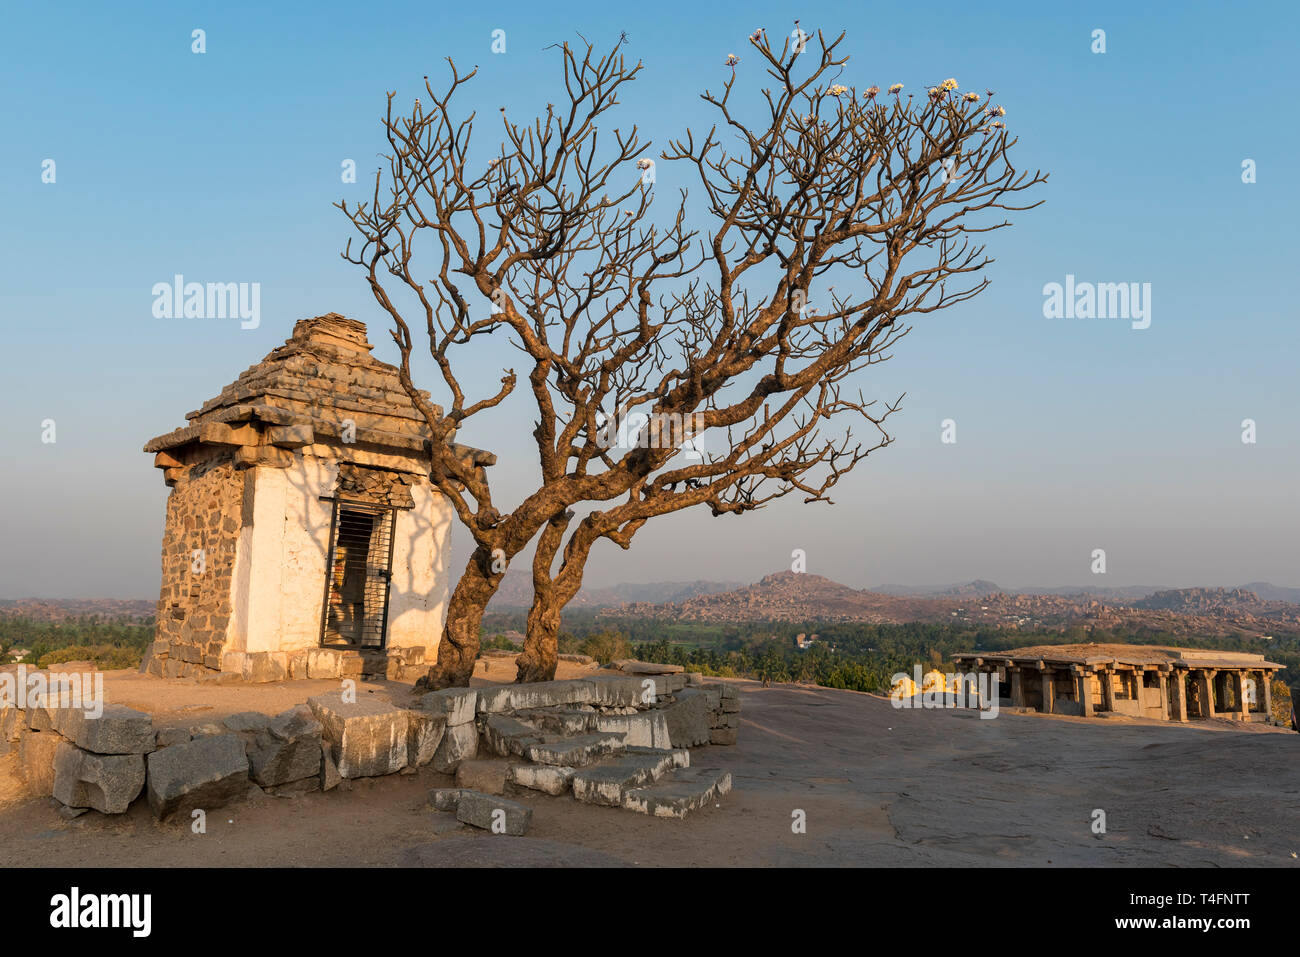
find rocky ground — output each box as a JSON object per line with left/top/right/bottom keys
{"left": 1, "top": 662, "right": 1296, "bottom": 867}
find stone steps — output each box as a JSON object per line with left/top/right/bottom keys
{"left": 416, "top": 676, "right": 740, "bottom": 833}
{"left": 570, "top": 747, "right": 690, "bottom": 806}
{"left": 524, "top": 731, "right": 626, "bottom": 768}
{"left": 623, "top": 767, "right": 733, "bottom": 819}
{"left": 480, "top": 714, "right": 546, "bottom": 758}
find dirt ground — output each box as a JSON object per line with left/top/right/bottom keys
{"left": 2, "top": 661, "right": 1297, "bottom": 867}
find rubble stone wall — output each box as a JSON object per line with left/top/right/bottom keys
{"left": 146, "top": 452, "right": 243, "bottom": 677}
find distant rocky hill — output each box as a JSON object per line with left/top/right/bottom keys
{"left": 1132, "top": 587, "right": 1277, "bottom": 615}
{"left": 1240, "top": 582, "right": 1300, "bottom": 604}
{"left": 487, "top": 570, "right": 740, "bottom": 609}
{"left": 870, "top": 580, "right": 1300, "bottom": 604}
{"left": 614, "top": 571, "right": 965, "bottom": 623}
{"left": 602, "top": 572, "right": 1300, "bottom": 638}
{"left": 870, "top": 580, "right": 1002, "bottom": 598}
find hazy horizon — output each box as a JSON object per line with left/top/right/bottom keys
{"left": 7, "top": 574, "right": 1299, "bottom": 604}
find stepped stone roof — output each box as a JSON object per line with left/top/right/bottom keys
{"left": 954, "top": 643, "right": 1282, "bottom": 671}
{"left": 143, "top": 314, "right": 494, "bottom": 466}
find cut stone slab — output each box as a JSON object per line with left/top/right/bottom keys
{"left": 19, "top": 678, "right": 75, "bottom": 732}
{"left": 268, "top": 704, "right": 319, "bottom": 742}
{"left": 222, "top": 711, "right": 271, "bottom": 734}
{"left": 25, "top": 701, "right": 55, "bottom": 733}
{"left": 306, "top": 649, "right": 342, "bottom": 679}
{"left": 637, "top": 673, "right": 688, "bottom": 696}
{"left": 626, "top": 745, "right": 691, "bottom": 769}
{"left": 588, "top": 675, "right": 655, "bottom": 708}
{"left": 268, "top": 775, "right": 321, "bottom": 797}
{"left": 419, "top": 688, "right": 477, "bottom": 726}
{"left": 454, "top": 758, "right": 512, "bottom": 795}
{"left": 19, "top": 729, "right": 64, "bottom": 796}
{"left": 571, "top": 750, "right": 681, "bottom": 807}
{"left": 476, "top": 680, "right": 595, "bottom": 714}
{"left": 509, "top": 763, "right": 575, "bottom": 796}
{"left": 407, "top": 710, "right": 447, "bottom": 767}
{"left": 526, "top": 731, "right": 625, "bottom": 768}
{"left": 656, "top": 688, "right": 711, "bottom": 748}
{"left": 155, "top": 727, "right": 191, "bottom": 749}
{"left": 624, "top": 767, "right": 733, "bottom": 819}
{"left": 455, "top": 790, "right": 533, "bottom": 835}
{"left": 52, "top": 742, "right": 146, "bottom": 814}
{"left": 51, "top": 704, "right": 155, "bottom": 755}
{"left": 146, "top": 733, "right": 250, "bottom": 821}
{"left": 245, "top": 706, "right": 323, "bottom": 787}
{"left": 243, "top": 652, "right": 289, "bottom": 683}
{"left": 610, "top": 659, "right": 684, "bottom": 675}
{"left": 432, "top": 720, "right": 479, "bottom": 774}
{"left": 594, "top": 710, "right": 672, "bottom": 749}
{"left": 1, "top": 704, "right": 20, "bottom": 746}
{"left": 320, "top": 742, "right": 341, "bottom": 792}
{"left": 428, "top": 787, "right": 465, "bottom": 811}
{"left": 512, "top": 708, "right": 594, "bottom": 736}
{"left": 481, "top": 713, "right": 545, "bottom": 758}
{"left": 308, "top": 692, "right": 408, "bottom": 779}
{"left": 709, "top": 727, "right": 739, "bottom": 746}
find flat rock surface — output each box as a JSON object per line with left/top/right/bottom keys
{"left": 1, "top": 668, "right": 1296, "bottom": 866}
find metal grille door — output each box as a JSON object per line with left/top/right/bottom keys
{"left": 321, "top": 501, "right": 396, "bottom": 649}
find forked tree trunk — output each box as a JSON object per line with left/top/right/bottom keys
{"left": 418, "top": 550, "right": 499, "bottom": 690}
{"left": 514, "top": 515, "right": 569, "bottom": 683}
{"left": 516, "top": 515, "right": 592, "bottom": 683}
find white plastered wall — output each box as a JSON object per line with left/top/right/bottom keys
{"left": 225, "top": 448, "right": 452, "bottom": 658}
{"left": 386, "top": 481, "right": 452, "bottom": 653}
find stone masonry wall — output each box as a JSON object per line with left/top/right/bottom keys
{"left": 144, "top": 452, "right": 244, "bottom": 677}
{"left": 5, "top": 671, "right": 738, "bottom": 825}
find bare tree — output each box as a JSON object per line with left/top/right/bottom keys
{"left": 340, "top": 29, "right": 1045, "bottom": 688}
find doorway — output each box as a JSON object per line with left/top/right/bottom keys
{"left": 320, "top": 500, "right": 396, "bottom": 649}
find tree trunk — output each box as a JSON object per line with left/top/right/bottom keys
{"left": 516, "top": 584, "right": 562, "bottom": 683}
{"left": 517, "top": 514, "right": 601, "bottom": 683}
{"left": 515, "top": 514, "right": 569, "bottom": 683}
{"left": 417, "top": 550, "right": 499, "bottom": 690}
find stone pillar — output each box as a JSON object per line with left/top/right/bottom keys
{"left": 1009, "top": 668, "right": 1024, "bottom": 708}
{"left": 1261, "top": 672, "right": 1272, "bottom": 721}
{"left": 1154, "top": 668, "right": 1168, "bottom": 717}
{"left": 1041, "top": 667, "right": 1055, "bottom": 715}
{"left": 1199, "top": 670, "right": 1217, "bottom": 719}
{"left": 1230, "top": 672, "right": 1248, "bottom": 721}
{"left": 1100, "top": 668, "right": 1115, "bottom": 712}
{"left": 1169, "top": 671, "right": 1187, "bottom": 722}
{"left": 1077, "top": 669, "right": 1094, "bottom": 718}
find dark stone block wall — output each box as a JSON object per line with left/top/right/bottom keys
{"left": 142, "top": 452, "right": 244, "bottom": 677}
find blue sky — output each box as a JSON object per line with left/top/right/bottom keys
{"left": 2, "top": 0, "right": 1297, "bottom": 598}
